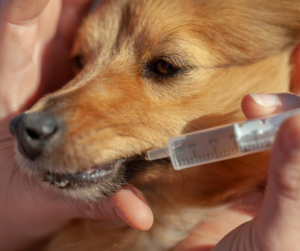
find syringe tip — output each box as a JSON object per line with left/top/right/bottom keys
{"left": 146, "top": 146, "right": 170, "bottom": 161}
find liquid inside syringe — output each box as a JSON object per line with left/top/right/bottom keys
{"left": 146, "top": 108, "right": 300, "bottom": 171}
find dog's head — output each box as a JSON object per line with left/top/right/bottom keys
{"left": 9, "top": 0, "right": 300, "bottom": 199}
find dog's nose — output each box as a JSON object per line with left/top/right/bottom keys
{"left": 9, "top": 113, "right": 60, "bottom": 160}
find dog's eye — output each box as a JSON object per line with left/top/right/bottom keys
{"left": 143, "top": 58, "right": 182, "bottom": 79}
{"left": 152, "top": 60, "right": 178, "bottom": 75}
{"left": 72, "top": 55, "right": 86, "bottom": 72}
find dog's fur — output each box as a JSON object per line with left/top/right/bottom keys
{"left": 16, "top": 0, "right": 300, "bottom": 250}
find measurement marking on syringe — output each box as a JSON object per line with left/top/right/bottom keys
{"left": 179, "top": 147, "right": 240, "bottom": 166}
{"left": 241, "top": 139, "right": 273, "bottom": 152}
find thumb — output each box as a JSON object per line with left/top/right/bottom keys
{"left": 254, "top": 115, "right": 300, "bottom": 250}
{"left": 212, "top": 115, "right": 300, "bottom": 251}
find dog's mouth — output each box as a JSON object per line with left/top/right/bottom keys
{"left": 43, "top": 159, "right": 126, "bottom": 189}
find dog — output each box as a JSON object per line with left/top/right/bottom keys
{"left": 9, "top": 0, "right": 300, "bottom": 250}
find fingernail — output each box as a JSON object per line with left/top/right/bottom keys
{"left": 250, "top": 93, "right": 282, "bottom": 107}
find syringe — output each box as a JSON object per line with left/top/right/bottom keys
{"left": 146, "top": 108, "right": 300, "bottom": 171}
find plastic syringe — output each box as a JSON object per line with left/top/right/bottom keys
{"left": 146, "top": 108, "right": 300, "bottom": 171}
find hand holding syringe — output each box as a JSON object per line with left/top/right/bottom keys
{"left": 147, "top": 108, "right": 300, "bottom": 170}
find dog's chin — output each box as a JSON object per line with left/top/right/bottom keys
{"left": 15, "top": 150, "right": 152, "bottom": 200}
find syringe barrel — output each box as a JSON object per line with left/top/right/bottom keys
{"left": 147, "top": 108, "right": 300, "bottom": 171}
{"left": 168, "top": 125, "right": 240, "bottom": 170}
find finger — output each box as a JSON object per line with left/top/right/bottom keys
{"left": 2, "top": 0, "right": 50, "bottom": 24}
{"left": 241, "top": 93, "right": 300, "bottom": 119}
{"left": 78, "top": 185, "right": 154, "bottom": 231}
{"left": 110, "top": 186, "right": 154, "bottom": 231}
{"left": 0, "top": 0, "right": 55, "bottom": 71}
{"left": 253, "top": 115, "right": 300, "bottom": 250}
{"left": 0, "top": 0, "right": 61, "bottom": 116}
{"left": 57, "top": 0, "right": 93, "bottom": 44}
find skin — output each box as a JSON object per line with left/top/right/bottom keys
{"left": 1, "top": 0, "right": 300, "bottom": 250}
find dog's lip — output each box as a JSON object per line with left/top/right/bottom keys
{"left": 43, "top": 159, "right": 125, "bottom": 189}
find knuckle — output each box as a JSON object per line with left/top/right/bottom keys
{"left": 273, "top": 164, "right": 300, "bottom": 200}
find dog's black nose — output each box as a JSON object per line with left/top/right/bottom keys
{"left": 9, "top": 113, "right": 60, "bottom": 160}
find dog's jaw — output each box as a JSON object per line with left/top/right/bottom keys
{"left": 43, "top": 159, "right": 123, "bottom": 189}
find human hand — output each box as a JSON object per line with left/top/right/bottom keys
{"left": 0, "top": 1, "right": 153, "bottom": 250}
{"left": 174, "top": 45, "right": 300, "bottom": 251}
{"left": 174, "top": 96, "right": 300, "bottom": 251}
{"left": 212, "top": 93, "right": 300, "bottom": 251}
{"left": 211, "top": 46, "right": 300, "bottom": 251}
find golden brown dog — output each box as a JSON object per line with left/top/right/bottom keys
{"left": 9, "top": 0, "right": 300, "bottom": 250}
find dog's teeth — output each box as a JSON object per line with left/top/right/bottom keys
{"left": 99, "top": 170, "right": 108, "bottom": 176}
{"left": 44, "top": 173, "right": 55, "bottom": 182}
{"left": 54, "top": 180, "right": 69, "bottom": 188}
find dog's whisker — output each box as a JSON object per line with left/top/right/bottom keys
{"left": 8, "top": 165, "right": 17, "bottom": 199}
{"left": 8, "top": 163, "right": 20, "bottom": 199}
{"left": 0, "top": 146, "right": 15, "bottom": 152}
{"left": 20, "top": 162, "right": 39, "bottom": 202}
{"left": 23, "top": 171, "right": 29, "bottom": 190}
{"left": 0, "top": 152, "right": 15, "bottom": 172}
{"left": 51, "top": 188, "right": 75, "bottom": 213}
{"left": 29, "top": 171, "right": 37, "bottom": 202}
{"left": 0, "top": 137, "right": 16, "bottom": 143}
{"left": 84, "top": 198, "right": 102, "bottom": 217}
{"left": 20, "top": 163, "right": 34, "bottom": 200}
{"left": 232, "top": 159, "right": 268, "bottom": 177}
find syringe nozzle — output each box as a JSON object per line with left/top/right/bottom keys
{"left": 146, "top": 146, "right": 169, "bottom": 161}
